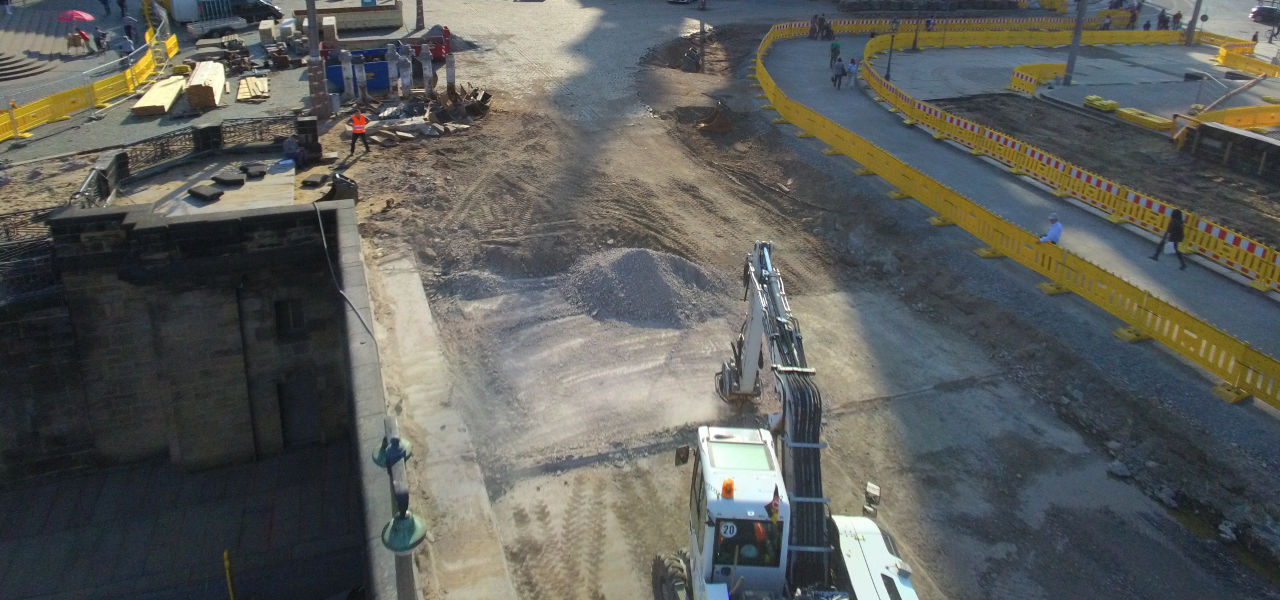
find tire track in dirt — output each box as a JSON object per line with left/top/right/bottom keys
{"left": 502, "top": 473, "right": 611, "bottom": 600}
{"left": 612, "top": 466, "right": 681, "bottom": 572}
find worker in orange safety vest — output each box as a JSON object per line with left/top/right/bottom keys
{"left": 349, "top": 109, "right": 371, "bottom": 154}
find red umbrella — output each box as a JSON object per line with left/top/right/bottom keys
{"left": 57, "top": 10, "right": 96, "bottom": 22}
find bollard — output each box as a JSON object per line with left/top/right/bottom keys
{"left": 339, "top": 50, "right": 354, "bottom": 102}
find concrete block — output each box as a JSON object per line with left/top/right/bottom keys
{"left": 258, "top": 19, "right": 277, "bottom": 44}
{"left": 321, "top": 16, "right": 339, "bottom": 41}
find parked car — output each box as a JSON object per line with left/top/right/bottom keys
{"left": 170, "top": 0, "right": 282, "bottom": 24}
{"left": 232, "top": 0, "right": 283, "bottom": 24}
{"left": 1251, "top": 4, "right": 1280, "bottom": 27}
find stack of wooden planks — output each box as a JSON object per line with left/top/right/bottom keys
{"left": 235, "top": 76, "right": 270, "bottom": 102}
{"left": 186, "top": 61, "right": 226, "bottom": 110}
{"left": 131, "top": 76, "right": 188, "bottom": 116}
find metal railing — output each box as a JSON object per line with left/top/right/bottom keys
{"left": 1, "top": 21, "right": 179, "bottom": 142}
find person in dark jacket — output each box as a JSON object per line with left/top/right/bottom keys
{"left": 1150, "top": 208, "right": 1187, "bottom": 269}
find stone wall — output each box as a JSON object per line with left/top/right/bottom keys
{"left": 0, "top": 297, "right": 93, "bottom": 482}
{"left": 0, "top": 202, "right": 352, "bottom": 479}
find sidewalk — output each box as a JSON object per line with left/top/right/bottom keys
{"left": 0, "top": 0, "right": 146, "bottom": 100}
{"left": 764, "top": 36, "right": 1280, "bottom": 358}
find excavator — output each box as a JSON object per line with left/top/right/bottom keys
{"left": 655, "top": 241, "right": 919, "bottom": 600}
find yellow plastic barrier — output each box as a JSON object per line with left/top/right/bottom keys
{"left": 1195, "top": 105, "right": 1280, "bottom": 129}
{"left": 853, "top": 26, "right": 1280, "bottom": 295}
{"left": 758, "top": 21, "right": 1280, "bottom": 408}
{"left": 1116, "top": 107, "right": 1174, "bottom": 131}
{"left": 1216, "top": 51, "right": 1280, "bottom": 77}
{"left": 1009, "top": 63, "right": 1066, "bottom": 94}
{"left": 0, "top": 29, "right": 179, "bottom": 142}
{"left": 1084, "top": 95, "right": 1119, "bottom": 111}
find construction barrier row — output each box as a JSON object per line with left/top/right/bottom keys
{"left": 753, "top": 21, "right": 1280, "bottom": 408}
{"left": 828, "top": 14, "right": 1120, "bottom": 36}
{"left": 1215, "top": 48, "right": 1280, "bottom": 77}
{"left": 1008, "top": 63, "right": 1066, "bottom": 94}
{"left": 1195, "top": 104, "right": 1280, "bottom": 129}
{"left": 852, "top": 28, "right": 1280, "bottom": 294}
{"left": 2, "top": 27, "right": 178, "bottom": 143}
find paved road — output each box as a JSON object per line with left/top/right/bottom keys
{"left": 764, "top": 36, "right": 1280, "bottom": 358}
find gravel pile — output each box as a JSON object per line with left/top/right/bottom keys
{"left": 563, "top": 248, "right": 732, "bottom": 327}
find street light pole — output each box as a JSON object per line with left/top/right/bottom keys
{"left": 886, "top": 18, "right": 901, "bottom": 81}
{"left": 1062, "top": 0, "right": 1089, "bottom": 85}
{"left": 1185, "top": 0, "right": 1204, "bottom": 45}
{"left": 911, "top": 7, "right": 923, "bottom": 51}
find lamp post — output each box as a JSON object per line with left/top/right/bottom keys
{"left": 886, "top": 18, "right": 901, "bottom": 82}
{"left": 911, "top": 7, "right": 923, "bottom": 52}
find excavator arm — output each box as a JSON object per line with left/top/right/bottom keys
{"left": 716, "top": 242, "right": 830, "bottom": 588}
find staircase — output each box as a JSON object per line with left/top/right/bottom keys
{"left": 0, "top": 52, "right": 56, "bottom": 82}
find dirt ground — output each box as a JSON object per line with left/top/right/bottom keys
{"left": 0, "top": 154, "right": 96, "bottom": 215}
{"left": 935, "top": 93, "right": 1280, "bottom": 247}
{"left": 341, "top": 22, "right": 1280, "bottom": 600}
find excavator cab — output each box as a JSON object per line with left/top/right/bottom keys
{"left": 659, "top": 427, "right": 793, "bottom": 600}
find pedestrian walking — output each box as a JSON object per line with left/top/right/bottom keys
{"left": 848, "top": 57, "right": 857, "bottom": 80}
{"left": 831, "top": 57, "right": 847, "bottom": 89}
{"left": 93, "top": 27, "right": 108, "bottom": 53}
{"left": 2, "top": 0, "right": 13, "bottom": 16}
{"left": 123, "top": 15, "right": 137, "bottom": 43}
{"left": 1253, "top": 31, "right": 1260, "bottom": 43}
{"left": 116, "top": 0, "right": 126, "bottom": 17}
{"left": 1143, "top": 20, "right": 1151, "bottom": 31}
{"left": 1102, "top": 16, "right": 1112, "bottom": 30}
{"left": 1149, "top": 209, "right": 1187, "bottom": 269}
{"left": 1038, "top": 213, "right": 1062, "bottom": 244}
{"left": 98, "top": 0, "right": 111, "bottom": 15}
{"left": 809, "top": 14, "right": 819, "bottom": 39}
{"left": 349, "top": 108, "right": 371, "bottom": 154}
{"left": 829, "top": 39, "right": 840, "bottom": 67}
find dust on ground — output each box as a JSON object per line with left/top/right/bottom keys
{"left": 935, "top": 93, "right": 1280, "bottom": 247}
{"left": 353, "top": 24, "right": 1280, "bottom": 600}
{"left": 0, "top": 154, "right": 96, "bottom": 214}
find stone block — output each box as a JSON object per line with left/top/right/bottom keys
{"left": 258, "top": 19, "right": 277, "bottom": 44}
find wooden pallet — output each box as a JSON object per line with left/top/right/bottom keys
{"left": 235, "top": 76, "right": 270, "bottom": 102}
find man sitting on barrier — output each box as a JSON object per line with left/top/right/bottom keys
{"left": 1038, "top": 213, "right": 1062, "bottom": 245}
{"left": 283, "top": 134, "right": 307, "bottom": 168}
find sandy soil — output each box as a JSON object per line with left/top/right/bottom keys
{"left": 935, "top": 93, "right": 1280, "bottom": 247}
{"left": 349, "top": 25, "right": 1280, "bottom": 600}
{"left": 0, "top": 154, "right": 96, "bottom": 215}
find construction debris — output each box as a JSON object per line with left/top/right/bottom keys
{"left": 236, "top": 76, "right": 270, "bottom": 102}
{"left": 696, "top": 101, "right": 731, "bottom": 133}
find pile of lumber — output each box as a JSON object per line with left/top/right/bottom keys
{"left": 186, "top": 61, "right": 226, "bottom": 110}
{"left": 131, "top": 75, "right": 187, "bottom": 116}
{"left": 236, "top": 77, "right": 270, "bottom": 102}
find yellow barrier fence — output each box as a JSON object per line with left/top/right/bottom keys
{"left": 1216, "top": 49, "right": 1280, "bottom": 77}
{"left": 1196, "top": 105, "right": 1280, "bottom": 129}
{"left": 2, "top": 29, "right": 178, "bottom": 142}
{"left": 857, "top": 28, "right": 1280, "bottom": 294}
{"left": 1009, "top": 63, "right": 1066, "bottom": 94}
{"left": 755, "top": 21, "right": 1280, "bottom": 407}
